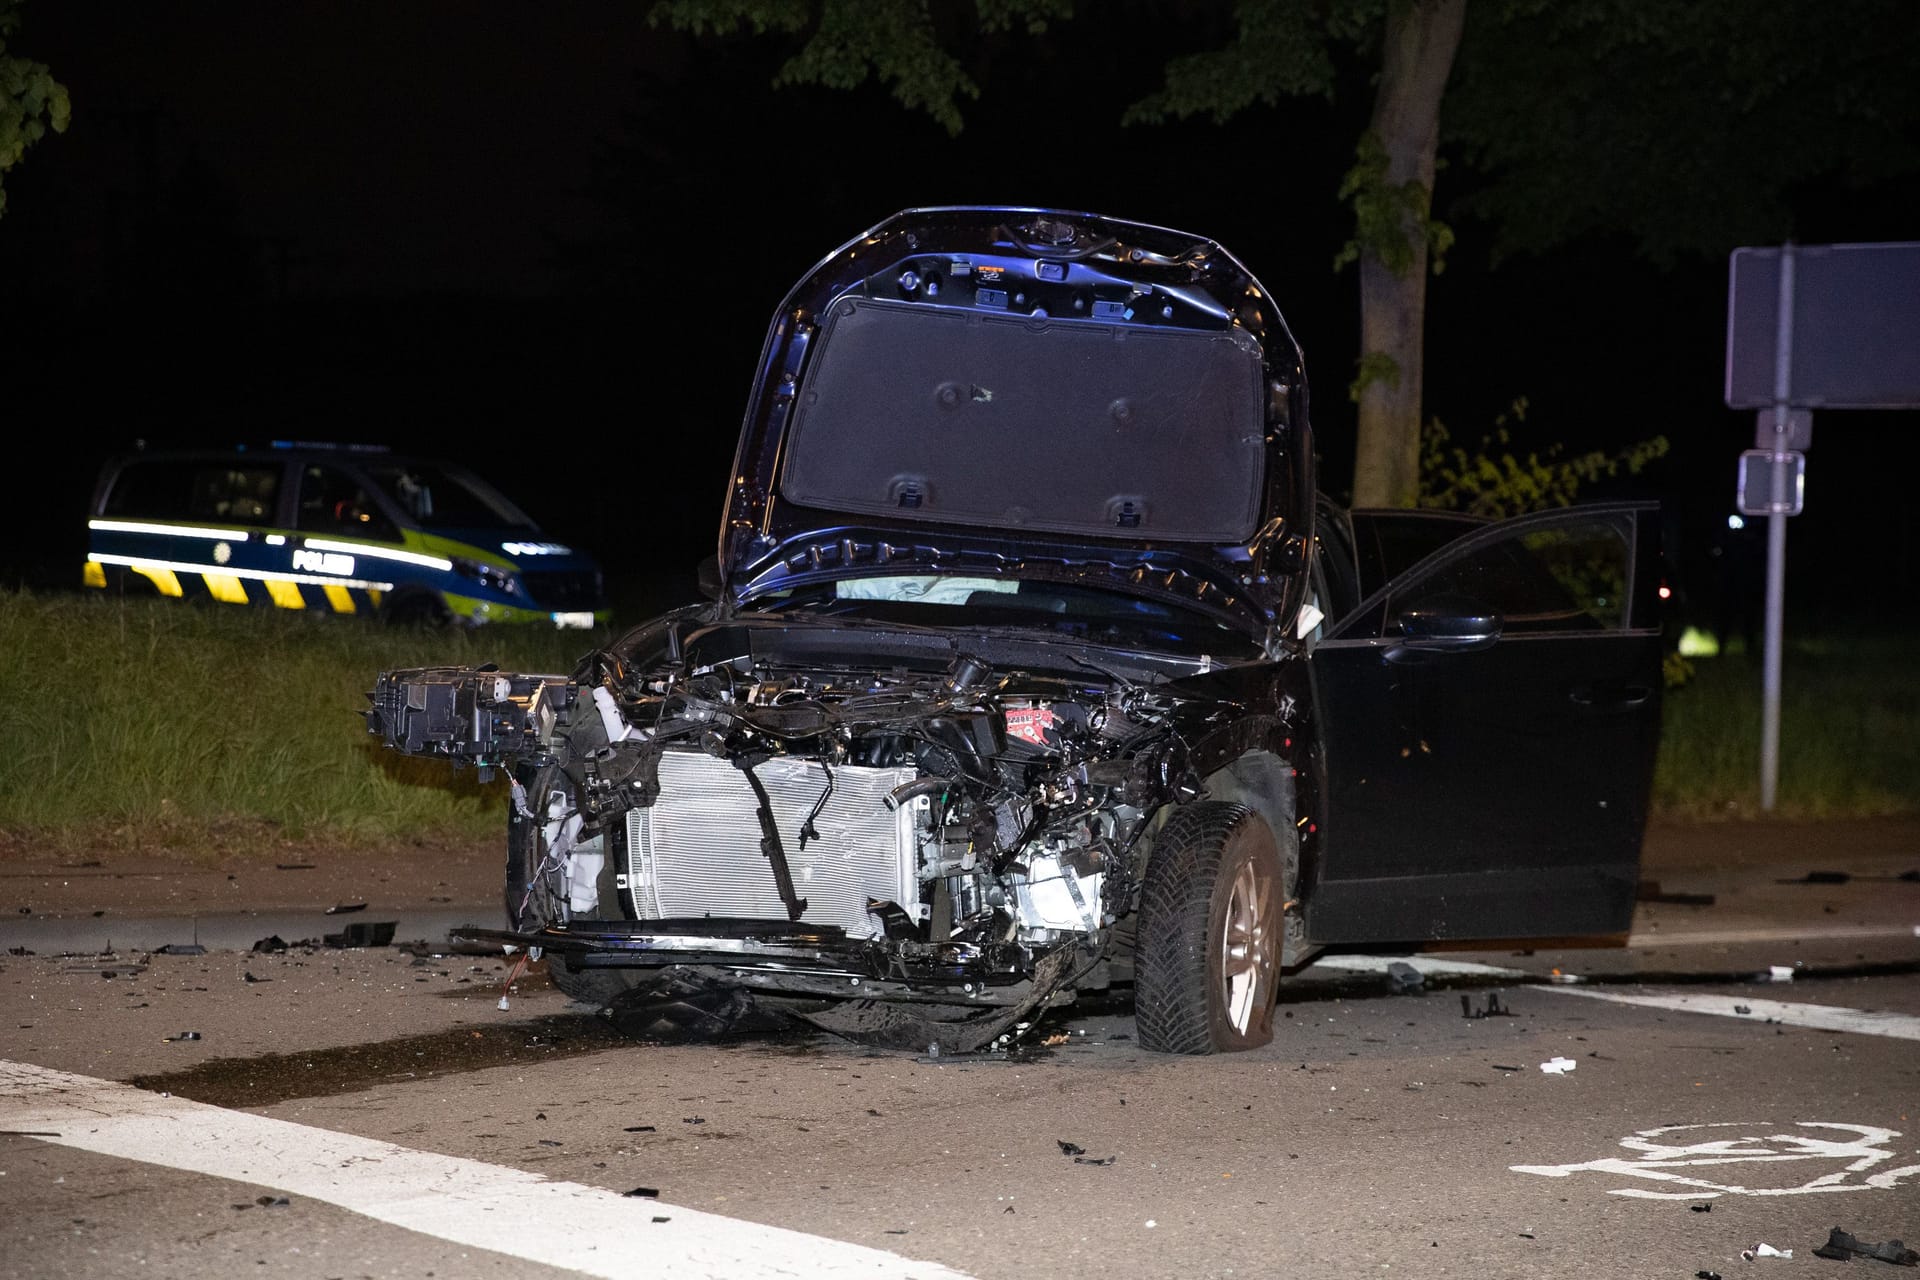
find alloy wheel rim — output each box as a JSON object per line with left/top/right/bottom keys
{"left": 1219, "top": 858, "right": 1270, "bottom": 1033}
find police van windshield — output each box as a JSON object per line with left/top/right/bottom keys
{"left": 363, "top": 463, "right": 536, "bottom": 532}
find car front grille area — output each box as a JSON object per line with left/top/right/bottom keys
{"left": 624, "top": 751, "right": 922, "bottom": 940}
{"left": 521, "top": 569, "right": 602, "bottom": 611}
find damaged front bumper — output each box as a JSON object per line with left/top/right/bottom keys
{"left": 463, "top": 919, "right": 1086, "bottom": 1053}
{"left": 455, "top": 917, "right": 1084, "bottom": 1005}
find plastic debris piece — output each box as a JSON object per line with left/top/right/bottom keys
{"left": 274, "top": 863, "right": 316, "bottom": 871}
{"left": 1462, "top": 993, "right": 1514, "bottom": 1020}
{"left": 1387, "top": 961, "right": 1425, "bottom": 993}
{"left": 1812, "top": 1227, "right": 1920, "bottom": 1265}
{"left": 1539, "top": 1057, "right": 1578, "bottom": 1075}
{"left": 1698, "top": 1272, "right": 1723, "bottom": 1279}
{"left": 251, "top": 935, "right": 289, "bottom": 954}
{"left": 538, "top": 1139, "right": 562, "bottom": 1147}
{"left": 1781, "top": 870, "right": 1851, "bottom": 884}
{"left": 243, "top": 971, "right": 270, "bottom": 984}
{"left": 325, "top": 902, "right": 367, "bottom": 915}
{"left": 164, "top": 1031, "right": 202, "bottom": 1042}
{"left": 1768, "top": 965, "right": 1795, "bottom": 982}
{"left": 1073, "top": 1155, "right": 1116, "bottom": 1166}
{"left": 1742, "top": 1243, "right": 1791, "bottom": 1260}
{"left": 1733, "top": 1005, "right": 1752, "bottom": 1014}
{"left": 652, "top": 1215, "right": 671, "bottom": 1223}
{"left": 1145, "top": 1220, "right": 1157, "bottom": 1229}
{"left": 1057, "top": 1140, "right": 1085, "bottom": 1156}
{"left": 153, "top": 943, "right": 207, "bottom": 956}
{"left": 497, "top": 996, "right": 511, "bottom": 1011}
{"left": 682, "top": 1116, "right": 705, "bottom": 1125}
{"left": 1690, "top": 1203, "right": 1712, "bottom": 1213}
{"left": 324, "top": 921, "right": 397, "bottom": 949}
{"left": 255, "top": 1195, "right": 289, "bottom": 1207}
{"left": 1492, "top": 1064, "right": 1522, "bottom": 1073}
{"left": 623, "top": 1125, "right": 657, "bottom": 1133}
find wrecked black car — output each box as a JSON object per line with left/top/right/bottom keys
{"left": 368, "top": 208, "right": 1664, "bottom": 1055}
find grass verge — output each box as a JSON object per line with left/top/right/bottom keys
{"left": 1653, "top": 634, "right": 1920, "bottom": 819}
{"left": 2, "top": 592, "right": 1913, "bottom": 859}
{"left": 0, "top": 591, "right": 591, "bottom": 859}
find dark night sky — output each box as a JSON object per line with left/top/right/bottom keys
{"left": 4, "top": 2, "right": 1916, "bottom": 623}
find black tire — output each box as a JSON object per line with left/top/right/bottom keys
{"left": 1133, "top": 801, "right": 1285, "bottom": 1054}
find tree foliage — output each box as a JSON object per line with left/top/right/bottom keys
{"left": 1446, "top": 0, "right": 1920, "bottom": 262}
{"left": 0, "top": 0, "right": 69, "bottom": 220}
{"left": 1419, "top": 397, "right": 1669, "bottom": 519}
{"left": 649, "top": 0, "right": 1070, "bottom": 135}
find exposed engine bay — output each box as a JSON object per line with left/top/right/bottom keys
{"left": 368, "top": 613, "right": 1295, "bottom": 1051}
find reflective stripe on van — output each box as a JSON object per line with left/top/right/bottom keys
{"left": 85, "top": 553, "right": 389, "bottom": 614}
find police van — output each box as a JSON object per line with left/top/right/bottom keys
{"left": 84, "top": 442, "right": 608, "bottom": 628}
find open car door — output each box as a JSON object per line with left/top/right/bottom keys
{"left": 1303, "top": 503, "right": 1663, "bottom": 944}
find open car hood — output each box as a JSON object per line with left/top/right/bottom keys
{"left": 719, "top": 207, "right": 1315, "bottom": 637}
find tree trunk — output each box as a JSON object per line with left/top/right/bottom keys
{"left": 1351, "top": 0, "right": 1467, "bottom": 508}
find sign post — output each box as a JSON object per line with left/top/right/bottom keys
{"left": 1725, "top": 241, "right": 1920, "bottom": 809}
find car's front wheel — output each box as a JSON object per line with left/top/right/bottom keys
{"left": 1133, "top": 802, "right": 1285, "bottom": 1054}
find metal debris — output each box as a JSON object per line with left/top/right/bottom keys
{"left": 1812, "top": 1228, "right": 1919, "bottom": 1265}
{"left": 1462, "top": 993, "right": 1514, "bottom": 1020}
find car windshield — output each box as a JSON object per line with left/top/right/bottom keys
{"left": 756, "top": 574, "right": 1260, "bottom": 659}
{"left": 363, "top": 463, "right": 535, "bottom": 532}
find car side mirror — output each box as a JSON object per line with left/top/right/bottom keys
{"left": 695, "top": 553, "right": 725, "bottom": 600}
{"left": 1388, "top": 594, "right": 1501, "bottom": 660}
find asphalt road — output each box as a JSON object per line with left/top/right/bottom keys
{"left": 3, "top": 821, "right": 1917, "bottom": 1280}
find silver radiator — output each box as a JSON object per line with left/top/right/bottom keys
{"left": 624, "top": 751, "right": 921, "bottom": 939}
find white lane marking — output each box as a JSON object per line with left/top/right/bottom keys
{"left": 1512, "top": 1121, "right": 1920, "bottom": 1198}
{"left": 1302, "top": 954, "right": 1526, "bottom": 979}
{"left": 1628, "top": 924, "right": 1920, "bottom": 947}
{"left": 0, "top": 1060, "right": 973, "bottom": 1280}
{"left": 1542, "top": 988, "right": 1920, "bottom": 1040}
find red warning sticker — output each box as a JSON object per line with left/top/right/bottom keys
{"left": 1005, "top": 704, "right": 1056, "bottom": 747}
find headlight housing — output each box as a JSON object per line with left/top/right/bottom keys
{"left": 451, "top": 557, "right": 522, "bottom": 597}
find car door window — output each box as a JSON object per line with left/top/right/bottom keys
{"left": 1386, "top": 513, "right": 1634, "bottom": 634}
{"left": 106, "top": 460, "right": 281, "bottom": 525}
{"left": 298, "top": 465, "right": 398, "bottom": 540}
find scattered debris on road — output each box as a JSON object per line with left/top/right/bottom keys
{"left": 1743, "top": 1243, "right": 1792, "bottom": 1260}
{"left": 1462, "top": 993, "right": 1514, "bottom": 1020}
{"left": 324, "top": 922, "right": 396, "bottom": 948}
{"left": 1539, "top": 1057, "right": 1578, "bottom": 1075}
{"left": 1812, "top": 1228, "right": 1919, "bottom": 1265}
{"left": 251, "top": 935, "right": 289, "bottom": 953}
{"left": 1057, "top": 1140, "right": 1085, "bottom": 1156}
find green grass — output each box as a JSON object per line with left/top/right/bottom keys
{"left": 2, "top": 592, "right": 1913, "bottom": 858}
{"left": 0, "top": 590, "right": 594, "bottom": 856}
{"left": 1653, "top": 633, "right": 1920, "bottom": 819}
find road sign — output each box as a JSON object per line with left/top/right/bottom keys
{"left": 1736, "top": 450, "right": 1804, "bottom": 516}
{"left": 1726, "top": 242, "right": 1920, "bottom": 409}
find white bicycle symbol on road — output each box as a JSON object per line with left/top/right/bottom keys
{"left": 1512, "top": 1122, "right": 1920, "bottom": 1198}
